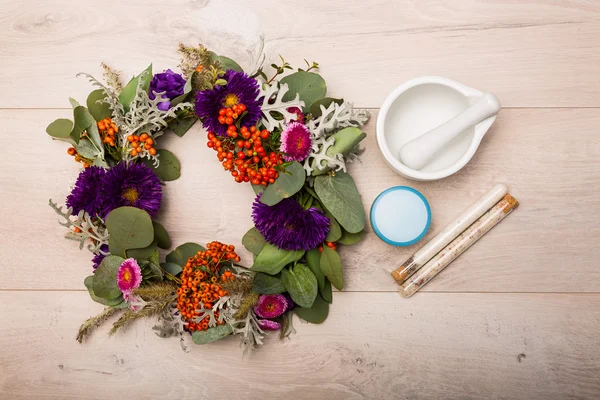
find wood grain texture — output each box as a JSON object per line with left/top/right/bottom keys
{"left": 1, "top": 291, "right": 599, "bottom": 400}
{"left": 1, "top": 108, "right": 598, "bottom": 292}
{"left": 1, "top": 0, "right": 600, "bottom": 108}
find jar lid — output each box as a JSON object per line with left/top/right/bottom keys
{"left": 370, "top": 186, "right": 431, "bottom": 246}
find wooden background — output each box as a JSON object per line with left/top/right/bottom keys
{"left": 1, "top": 0, "right": 599, "bottom": 399}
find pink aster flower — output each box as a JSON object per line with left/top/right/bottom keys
{"left": 117, "top": 258, "right": 142, "bottom": 293}
{"left": 258, "top": 319, "right": 281, "bottom": 331}
{"left": 286, "top": 107, "right": 305, "bottom": 124}
{"left": 280, "top": 121, "right": 312, "bottom": 162}
{"left": 254, "top": 294, "right": 288, "bottom": 319}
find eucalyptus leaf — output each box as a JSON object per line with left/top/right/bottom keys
{"left": 319, "top": 246, "right": 344, "bottom": 290}
{"left": 208, "top": 51, "right": 243, "bottom": 72}
{"left": 260, "top": 161, "right": 305, "bottom": 206}
{"left": 46, "top": 119, "right": 74, "bottom": 142}
{"left": 72, "top": 106, "right": 104, "bottom": 157}
{"left": 92, "top": 255, "right": 125, "bottom": 300}
{"left": 295, "top": 293, "right": 329, "bottom": 323}
{"left": 69, "top": 97, "right": 81, "bottom": 108}
{"left": 84, "top": 275, "right": 125, "bottom": 306}
{"left": 280, "top": 71, "right": 327, "bottom": 113}
{"left": 309, "top": 97, "right": 343, "bottom": 118}
{"left": 106, "top": 207, "right": 154, "bottom": 257}
{"left": 252, "top": 184, "right": 264, "bottom": 195}
{"left": 242, "top": 227, "right": 267, "bottom": 255}
{"left": 126, "top": 240, "right": 158, "bottom": 260}
{"left": 338, "top": 229, "right": 364, "bottom": 245}
{"left": 252, "top": 243, "right": 304, "bottom": 275}
{"left": 160, "top": 262, "right": 182, "bottom": 276}
{"left": 86, "top": 89, "right": 112, "bottom": 121}
{"left": 281, "top": 263, "right": 318, "bottom": 308}
{"left": 166, "top": 242, "right": 205, "bottom": 266}
{"left": 192, "top": 324, "right": 233, "bottom": 344}
{"left": 325, "top": 211, "right": 342, "bottom": 242}
{"left": 153, "top": 222, "right": 171, "bottom": 249}
{"left": 168, "top": 116, "right": 197, "bottom": 137}
{"left": 306, "top": 248, "right": 325, "bottom": 290}
{"left": 252, "top": 272, "right": 286, "bottom": 294}
{"left": 141, "top": 149, "right": 181, "bottom": 181}
{"left": 320, "top": 279, "right": 333, "bottom": 303}
{"left": 119, "top": 64, "right": 152, "bottom": 112}
{"left": 74, "top": 138, "right": 101, "bottom": 159}
{"left": 314, "top": 172, "right": 365, "bottom": 233}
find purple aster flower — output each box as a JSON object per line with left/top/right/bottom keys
{"left": 66, "top": 166, "right": 106, "bottom": 216}
{"left": 254, "top": 294, "right": 288, "bottom": 319}
{"left": 92, "top": 244, "right": 109, "bottom": 271}
{"left": 280, "top": 121, "right": 312, "bottom": 162}
{"left": 117, "top": 258, "right": 142, "bottom": 293}
{"left": 252, "top": 196, "right": 330, "bottom": 251}
{"left": 149, "top": 69, "right": 186, "bottom": 111}
{"left": 195, "top": 70, "right": 261, "bottom": 136}
{"left": 257, "top": 319, "right": 281, "bottom": 331}
{"left": 99, "top": 162, "right": 162, "bottom": 218}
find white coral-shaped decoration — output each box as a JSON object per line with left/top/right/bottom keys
{"left": 307, "top": 101, "right": 370, "bottom": 139}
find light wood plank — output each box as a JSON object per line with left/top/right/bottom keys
{"left": 1, "top": 291, "right": 599, "bottom": 399}
{"left": 1, "top": 0, "right": 599, "bottom": 108}
{"left": 1, "top": 108, "right": 599, "bottom": 292}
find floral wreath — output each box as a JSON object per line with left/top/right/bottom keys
{"left": 46, "top": 44, "right": 369, "bottom": 353}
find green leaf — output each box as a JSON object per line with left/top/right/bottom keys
{"left": 325, "top": 211, "right": 342, "bottom": 242}
{"left": 141, "top": 149, "right": 181, "bottom": 181}
{"left": 153, "top": 222, "right": 171, "bottom": 249}
{"left": 92, "top": 255, "right": 125, "bottom": 300}
{"left": 306, "top": 248, "right": 325, "bottom": 290}
{"left": 46, "top": 119, "right": 74, "bottom": 142}
{"left": 168, "top": 116, "right": 197, "bottom": 137}
{"left": 295, "top": 294, "right": 329, "bottom": 323}
{"left": 312, "top": 127, "right": 366, "bottom": 175}
{"left": 242, "top": 227, "right": 267, "bottom": 255}
{"left": 166, "top": 242, "right": 205, "bottom": 266}
{"left": 260, "top": 161, "right": 306, "bottom": 206}
{"left": 119, "top": 64, "right": 152, "bottom": 112}
{"left": 338, "top": 229, "right": 364, "bottom": 245}
{"left": 72, "top": 106, "right": 104, "bottom": 158}
{"left": 160, "top": 262, "right": 182, "bottom": 276}
{"left": 314, "top": 172, "right": 365, "bottom": 233}
{"left": 69, "top": 97, "right": 81, "bottom": 108}
{"left": 320, "top": 246, "right": 344, "bottom": 290}
{"left": 106, "top": 207, "right": 154, "bottom": 258}
{"left": 192, "top": 324, "right": 233, "bottom": 344}
{"left": 208, "top": 51, "right": 243, "bottom": 72}
{"left": 126, "top": 240, "right": 157, "bottom": 260}
{"left": 280, "top": 71, "right": 327, "bottom": 113}
{"left": 74, "top": 138, "right": 100, "bottom": 159}
{"left": 252, "top": 243, "right": 304, "bottom": 275}
{"left": 252, "top": 184, "right": 264, "bottom": 195}
{"left": 84, "top": 275, "right": 125, "bottom": 306}
{"left": 86, "top": 89, "right": 112, "bottom": 121}
{"left": 281, "top": 263, "right": 318, "bottom": 308}
{"left": 309, "top": 97, "right": 343, "bottom": 118}
{"left": 320, "top": 279, "right": 333, "bottom": 303}
{"left": 252, "top": 272, "right": 286, "bottom": 294}
{"left": 171, "top": 72, "right": 195, "bottom": 107}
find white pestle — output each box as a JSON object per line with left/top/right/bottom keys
{"left": 398, "top": 92, "right": 501, "bottom": 171}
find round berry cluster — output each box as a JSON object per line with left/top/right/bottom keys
{"left": 206, "top": 104, "right": 285, "bottom": 186}
{"left": 126, "top": 132, "right": 157, "bottom": 158}
{"left": 176, "top": 241, "right": 240, "bottom": 333}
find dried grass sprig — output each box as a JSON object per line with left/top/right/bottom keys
{"left": 109, "top": 298, "right": 174, "bottom": 336}
{"left": 219, "top": 278, "right": 253, "bottom": 295}
{"left": 234, "top": 291, "right": 259, "bottom": 319}
{"left": 76, "top": 307, "right": 121, "bottom": 343}
{"left": 133, "top": 283, "right": 178, "bottom": 301}
{"left": 101, "top": 62, "right": 124, "bottom": 92}
{"left": 178, "top": 43, "right": 210, "bottom": 78}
